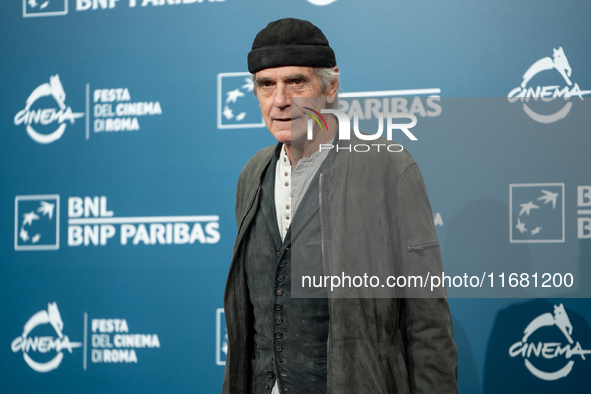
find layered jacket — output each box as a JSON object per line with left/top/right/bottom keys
{"left": 222, "top": 133, "right": 458, "bottom": 394}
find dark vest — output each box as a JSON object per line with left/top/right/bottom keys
{"left": 244, "top": 151, "right": 329, "bottom": 394}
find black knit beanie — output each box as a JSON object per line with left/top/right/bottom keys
{"left": 248, "top": 18, "right": 337, "bottom": 73}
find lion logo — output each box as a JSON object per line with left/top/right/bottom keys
{"left": 522, "top": 303, "right": 573, "bottom": 345}
{"left": 25, "top": 74, "right": 67, "bottom": 111}
{"left": 521, "top": 47, "right": 572, "bottom": 88}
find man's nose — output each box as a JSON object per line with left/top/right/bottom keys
{"left": 274, "top": 83, "right": 291, "bottom": 109}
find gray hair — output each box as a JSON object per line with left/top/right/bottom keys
{"left": 314, "top": 67, "right": 340, "bottom": 109}
{"left": 252, "top": 67, "right": 340, "bottom": 108}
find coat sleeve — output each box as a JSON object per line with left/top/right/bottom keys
{"left": 220, "top": 174, "right": 244, "bottom": 394}
{"left": 394, "top": 163, "right": 459, "bottom": 394}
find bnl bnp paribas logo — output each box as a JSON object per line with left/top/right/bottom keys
{"left": 509, "top": 304, "right": 591, "bottom": 381}
{"left": 217, "top": 72, "right": 441, "bottom": 129}
{"left": 15, "top": 195, "right": 220, "bottom": 250}
{"left": 23, "top": 0, "right": 225, "bottom": 17}
{"left": 23, "top": 0, "right": 68, "bottom": 17}
{"left": 510, "top": 183, "right": 591, "bottom": 242}
{"left": 508, "top": 47, "right": 591, "bottom": 123}
{"left": 12, "top": 302, "right": 161, "bottom": 372}
{"left": 510, "top": 183, "right": 564, "bottom": 243}
{"left": 15, "top": 195, "right": 60, "bottom": 250}
{"left": 14, "top": 74, "right": 163, "bottom": 144}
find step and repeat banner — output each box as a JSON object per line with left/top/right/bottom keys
{"left": 1, "top": 0, "right": 590, "bottom": 393}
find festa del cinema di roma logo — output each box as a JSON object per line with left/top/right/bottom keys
{"left": 12, "top": 302, "right": 161, "bottom": 372}
{"left": 14, "top": 75, "right": 84, "bottom": 144}
{"left": 508, "top": 47, "right": 591, "bottom": 123}
{"left": 11, "top": 302, "right": 82, "bottom": 373}
{"left": 509, "top": 304, "right": 591, "bottom": 381}
{"left": 14, "top": 74, "right": 163, "bottom": 144}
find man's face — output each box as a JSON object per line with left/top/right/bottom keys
{"left": 254, "top": 66, "right": 336, "bottom": 144}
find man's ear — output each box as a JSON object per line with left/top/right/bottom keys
{"left": 326, "top": 66, "right": 339, "bottom": 103}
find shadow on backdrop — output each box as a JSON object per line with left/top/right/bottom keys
{"left": 452, "top": 317, "right": 481, "bottom": 394}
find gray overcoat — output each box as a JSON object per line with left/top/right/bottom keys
{"left": 222, "top": 133, "right": 459, "bottom": 394}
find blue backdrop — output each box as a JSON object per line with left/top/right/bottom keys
{"left": 2, "top": 0, "right": 591, "bottom": 392}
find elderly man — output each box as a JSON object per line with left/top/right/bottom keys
{"left": 222, "top": 18, "right": 458, "bottom": 394}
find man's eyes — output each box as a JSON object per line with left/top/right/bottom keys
{"left": 258, "top": 79, "right": 305, "bottom": 88}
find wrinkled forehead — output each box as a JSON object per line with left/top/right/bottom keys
{"left": 255, "top": 66, "right": 317, "bottom": 81}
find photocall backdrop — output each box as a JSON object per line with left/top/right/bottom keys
{"left": 1, "top": 0, "right": 590, "bottom": 392}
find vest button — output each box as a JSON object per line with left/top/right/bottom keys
{"left": 275, "top": 288, "right": 283, "bottom": 296}
{"left": 275, "top": 316, "right": 283, "bottom": 324}
{"left": 275, "top": 345, "right": 283, "bottom": 352}
{"left": 275, "top": 304, "right": 282, "bottom": 311}
{"left": 277, "top": 275, "right": 284, "bottom": 282}
{"left": 278, "top": 260, "right": 286, "bottom": 268}
{"left": 275, "top": 332, "right": 283, "bottom": 339}
{"left": 275, "top": 250, "right": 281, "bottom": 256}
{"left": 267, "top": 371, "right": 274, "bottom": 378}
{"left": 265, "top": 383, "right": 270, "bottom": 390}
